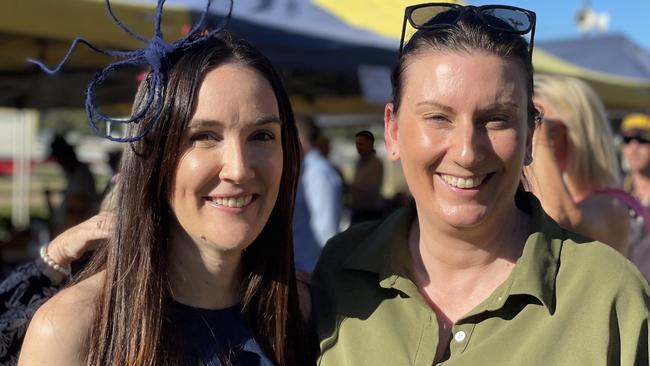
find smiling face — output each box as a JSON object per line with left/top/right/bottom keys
{"left": 385, "top": 51, "right": 531, "bottom": 230}
{"left": 170, "top": 63, "right": 283, "bottom": 252}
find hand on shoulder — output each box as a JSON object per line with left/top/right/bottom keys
{"left": 18, "top": 273, "right": 104, "bottom": 366}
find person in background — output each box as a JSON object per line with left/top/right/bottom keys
{"left": 526, "top": 74, "right": 633, "bottom": 254}
{"left": 314, "top": 134, "right": 331, "bottom": 158}
{"left": 312, "top": 4, "right": 649, "bottom": 365}
{"left": 620, "top": 112, "right": 650, "bottom": 279}
{"left": 46, "top": 135, "right": 98, "bottom": 235}
{"left": 314, "top": 133, "right": 348, "bottom": 207}
{"left": 348, "top": 130, "right": 384, "bottom": 223}
{"left": 622, "top": 113, "right": 650, "bottom": 206}
{"left": 293, "top": 116, "right": 343, "bottom": 273}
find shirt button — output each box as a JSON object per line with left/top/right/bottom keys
{"left": 454, "top": 331, "right": 466, "bottom": 342}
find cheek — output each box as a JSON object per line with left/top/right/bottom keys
{"left": 254, "top": 146, "right": 283, "bottom": 193}
{"left": 399, "top": 121, "right": 439, "bottom": 159}
{"left": 492, "top": 130, "right": 526, "bottom": 163}
{"left": 640, "top": 147, "right": 650, "bottom": 158}
{"left": 399, "top": 123, "right": 444, "bottom": 184}
{"left": 621, "top": 145, "right": 634, "bottom": 158}
{"left": 172, "top": 151, "right": 216, "bottom": 201}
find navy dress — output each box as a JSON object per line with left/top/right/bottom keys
{"left": 170, "top": 302, "right": 274, "bottom": 366}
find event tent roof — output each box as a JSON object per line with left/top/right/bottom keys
{"left": 1, "top": 0, "right": 648, "bottom": 113}
{"left": 539, "top": 33, "right": 650, "bottom": 81}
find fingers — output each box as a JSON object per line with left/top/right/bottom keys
{"left": 52, "top": 212, "right": 116, "bottom": 262}
{"left": 87, "top": 211, "right": 115, "bottom": 234}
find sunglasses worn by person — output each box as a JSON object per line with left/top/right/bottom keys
{"left": 623, "top": 135, "right": 650, "bottom": 145}
{"left": 399, "top": 3, "right": 537, "bottom": 58}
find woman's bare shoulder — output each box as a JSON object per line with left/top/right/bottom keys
{"left": 18, "top": 272, "right": 104, "bottom": 366}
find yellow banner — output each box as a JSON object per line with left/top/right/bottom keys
{"left": 313, "top": 0, "right": 464, "bottom": 39}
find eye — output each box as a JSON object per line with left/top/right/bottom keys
{"left": 250, "top": 130, "right": 276, "bottom": 142}
{"left": 423, "top": 114, "right": 451, "bottom": 123}
{"left": 484, "top": 115, "right": 513, "bottom": 129}
{"left": 189, "top": 131, "right": 220, "bottom": 146}
{"left": 191, "top": 133, "right": 214, "bottom": 141}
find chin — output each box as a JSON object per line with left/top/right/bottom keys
{"left": 439, "top": 204, "right": 489, "bottom": 228}
{"left": 206, "top": 233, "right": 257, "bottom": 252}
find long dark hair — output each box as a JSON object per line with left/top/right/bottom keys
{"left": 79, "top": 32, "right": 314, "bottom": 365}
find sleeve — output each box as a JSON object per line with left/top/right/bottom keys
{"left": 303, "top": 164, "right": 343, "bottom": 247}
{"left": 0, "top": 261, "right": 63, "bottom": 364}
{"left": 613, "top": 263, "right": 650, "bottom": 366}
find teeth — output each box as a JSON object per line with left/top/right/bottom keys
{"left": 440, "top": 174, "right": 485, "bottom": 189}
{"left": 211, "top": 195, "right": 253, "bottom": 208}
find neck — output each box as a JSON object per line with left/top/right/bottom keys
{"left": 418, "top": 204, "right": 525, "bottom": 261}
{"left": 167, "top": 228, "right": 243, "bottom": 310}
{"left": 410, "top": 204, "right": 527, "bottom": 306}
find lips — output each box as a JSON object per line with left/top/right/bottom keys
{"left": 206, "top": 195, "right": 254, "bottom": 208}
{"left": 439, "top": 174, "right": 487, "bottom": 189}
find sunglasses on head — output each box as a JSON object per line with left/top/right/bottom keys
{"left": 399, "top": 3, "right": 537, "bottom": 58}
{"left": 623, "top": 135, "right": 650, "bottom": 145}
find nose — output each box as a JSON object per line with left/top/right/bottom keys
{"left": 451, "top": 119, "right": 486, "bottom": 168}
{"left": 219, "top": 138, "right": 254, "bottom": 184}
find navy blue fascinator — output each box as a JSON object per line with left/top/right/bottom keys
{"left": 28, "top": 0, "right": 233, "bottom": 142}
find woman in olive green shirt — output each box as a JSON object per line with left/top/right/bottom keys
{"left": 312, "top": 4, "right": 649, "bottom": 365}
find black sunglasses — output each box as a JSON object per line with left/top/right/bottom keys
{"left": 399, "top": 3, "right": 537, "bottom": 58}
{"left": 623, "top": 135, "right": 650, "bottom": 145}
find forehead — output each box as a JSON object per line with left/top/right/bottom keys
{"left": 402, "top": 50, "right": 528, "bottom": 108}
{"left": 192, "top": 63, "right": 279, "bottom": 122}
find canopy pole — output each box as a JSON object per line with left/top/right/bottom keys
{"left": 11, "top": 109, "right": 34, "bottom": 230}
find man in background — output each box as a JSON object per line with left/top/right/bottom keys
{"left": 349, "top": 130, "right": 384, "bottom": 224}
{"left": 293, "top": 116, "right": 343, "bottom": 272}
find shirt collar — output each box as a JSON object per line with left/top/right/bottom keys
{"left": 342, "top": 191, "right": 562, "bottom": 314}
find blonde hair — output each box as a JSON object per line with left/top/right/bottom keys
{"left": 534, "top": 74, "right": 620, "bottom": 191}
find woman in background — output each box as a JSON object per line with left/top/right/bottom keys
{"left": 526, "top": 74, "right": 633, "bottom": 254}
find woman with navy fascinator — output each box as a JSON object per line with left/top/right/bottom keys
{"left": 18, "top": 1, "right": 315, "bottom": 365}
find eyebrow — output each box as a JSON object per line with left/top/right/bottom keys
{"left": 415, "top": 100, "right": 456, "bottom": 113}
{"left": 188, "top": 116, "right": 281, "bottom": 128}
{"left": 479, "top": 102, "right": 520, "bottom": 113}
{"left": 415, "top": 100, "right": 520, "bottom": 113}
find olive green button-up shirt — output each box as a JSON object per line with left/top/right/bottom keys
{"left": 311, "top": 193, "right": 650, "bottom": 365}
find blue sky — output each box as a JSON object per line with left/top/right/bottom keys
{"left": 470, "top": 0, "right": 650, "bottom": 51}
